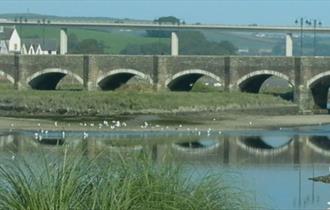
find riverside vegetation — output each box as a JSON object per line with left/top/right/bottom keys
{"left": 0, "top": 147, "right": 254, "bottom": 210}
{"left": 0, "top": 84, "right": 293, "bottom": 117}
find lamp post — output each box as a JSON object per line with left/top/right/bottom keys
{"left": 295, "top": 18, "right": 304, "bottom": 56}
{"left": 307, "top": 19, "right": 322, "bottom": 56}
{"left": 295, "top": 18, "right": 322, "bottom": 56}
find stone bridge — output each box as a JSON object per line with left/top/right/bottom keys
{"left": 1, "top": 54, "right": 330, "bottom": 112}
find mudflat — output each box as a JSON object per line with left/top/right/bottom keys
{"left": 0, "top": 113, "right": 329, "bottom": 132}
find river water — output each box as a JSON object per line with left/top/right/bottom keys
{"left": 1, "top": 124, "right": 330, "bottom": 210}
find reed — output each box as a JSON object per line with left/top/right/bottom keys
{"left": 0, "top": 147, "right": 253, "bottom": 210}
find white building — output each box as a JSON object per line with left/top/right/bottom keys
{"left": 21, "top": 39, "right": 58, "bottom": 55}
{"left": 0, "top": 27, "right": 21, "bottom": 54}
{"left": 0, "top": 26, "right": 58, "bottom": 55}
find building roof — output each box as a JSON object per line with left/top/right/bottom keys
{"left": 23, "top": 39, "right": 58, "bottom": 51}
{"left": 0, "top": 28, "right": 15, "bottom": 40}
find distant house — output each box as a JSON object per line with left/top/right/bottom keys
{"left": 0, "top": 27, "right": 21, "bottom": 54}
{"left": 0, "top": 26, "right": 58, "bottom": 55}
{"left": 21, "top": 39, "right": 58, "bottom": 55}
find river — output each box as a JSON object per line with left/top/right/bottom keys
{"left": 1, "top": 123, "right": 330, "bottom": 210}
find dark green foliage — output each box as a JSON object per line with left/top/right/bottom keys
{"left": 77, "top": 39, "right": 105, "bottom": 54}
{"left": 69, "top": 34, "right": 105, "bottom": 54}
{"left": 127, "top": 31, "right": 237, "bottom": 55}
{"left": 68, "top": 33, "right": 79, "bottom": 53}
{"left": 153, "top": 16, "right": 181, "bottom": 24}
{"left": 179, "top": 31, "right": 237, "bottom": 55}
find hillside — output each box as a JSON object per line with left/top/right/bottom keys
{"left": 3, "top": 12, "right": 330, "bottom": 55}
{"left": 19, "top": 26, "right": 170, "bottom": 54}
{"left": 0, "top": 13, "right": 152, "bottom": 23}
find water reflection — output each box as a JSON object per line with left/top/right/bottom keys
{"left": 2, "top": 133, "right": 330, "bottom": 164}
{"left": 172, "top": 139, "right": 221, "bottom": 153}
{"left": 0, "top": 132, "right": 330, "bottom": 209}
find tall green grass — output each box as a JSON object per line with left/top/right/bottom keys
{"left": 0, "top": 147, "right": 253, "bottom": 210}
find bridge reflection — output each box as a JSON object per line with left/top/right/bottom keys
{"left": 1, "top": 134, "right": 330, "bottom": 164}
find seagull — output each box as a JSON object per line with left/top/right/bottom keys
{"left": 83, "top": 132, "right": 88, "bottom": 139}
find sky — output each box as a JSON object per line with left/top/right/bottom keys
{"left": 0, "top": 0, "right": 329, "bottom": 26}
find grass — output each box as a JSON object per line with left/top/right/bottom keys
{"left": 0, "top": 147, "right": 254, "bottom": 210}
{"left": 0, "top": 88, "right": 293, "bottom": 116}
{"left": 202, "top": 30, "right": 279, "bottom": 50}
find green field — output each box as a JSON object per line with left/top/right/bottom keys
{"left": 19, "top": 26, "right": 170, "bottom": 54}
{"left": 202, "top": 30, "right": 280, "bottom": 50}
{"left": 18, "top": 26, "right": 282, "bottom": 54}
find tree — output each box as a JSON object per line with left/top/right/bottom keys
{"left": 178, "top": 31, "right": 237, "bottom": 55}
{"left": 77, "top": 39, "right": 104, "bottom": 54}
{"left": 153, "top": 16, "right": 180, "bottom": 25}
{"left": 121, "top": 31, "right": 237, "bottom": 55}
{"left": 68, "top": 33, "right": 79, "bottom": 53}
{"left": 68, "top": 35, "right": 105, "bottom": 54}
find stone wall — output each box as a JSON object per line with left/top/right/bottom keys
{"left": 0, "top": 55, "right": 330, "bottom": 112}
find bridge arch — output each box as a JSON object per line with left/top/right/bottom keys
{"left": 307, "top": 71, "right": 330, "bottom": 109}
{"left": 306, "top": 136, "right": 330, "bottom": 156}
{"left": 237, "top": 136, "right": 293, "bottom": 156}
{"left": 237, "top": 70, "right": 294, "bottom": 94}
{"left": 166, "top": 69, "right": 222, "bottom": 91}
{"left": 0, "top": 70, "right": 15, "bottom": 85}
{"left": 171, "top": 139, "right": 221, "bottom": 154}
{"left": 26, "top": 68, "right": 84, "bottom": 90}
{"left": 97, "top": 69, "right": 153, "bottom": 91}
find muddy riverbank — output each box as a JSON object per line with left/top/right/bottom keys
{"left": 0, "top": 107, "right": 328, "bottom": 132}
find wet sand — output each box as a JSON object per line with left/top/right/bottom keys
{"left": 0, "top": 113, "right": 329, "bottom": 132}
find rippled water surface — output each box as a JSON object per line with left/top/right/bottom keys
{"left": 2, "top": 124, "right": 330, "bottom": 210}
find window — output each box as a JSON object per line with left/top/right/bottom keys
{"left": 14, "top": 44, "right": 17, "bottom": 50}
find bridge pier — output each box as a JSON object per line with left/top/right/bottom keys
{"left": 60, "top": 28, "right": 68, "bottom": 55}
{"left": 3, "top": 54, "right": 330, "bottom": 114}
{"left": 286, "top": 33, "right": 293, "bottom": 57}
{"left": 171, "top": 32, "right": 179, "bottom": 56}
